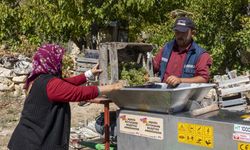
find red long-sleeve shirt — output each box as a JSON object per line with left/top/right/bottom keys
{"left": 46, "top": 74, "right": 99, "bottom": 102}
{"left": 153, "top": 43, "right": 212, "bottom": 82}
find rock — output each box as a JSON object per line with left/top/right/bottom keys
{"left": 12, "top": 84, "right": 25, "bottom": 97}
{"left": 12, "top": 75, "right": 26, "bottom": 83}
{"left": 0, "top": 91, "right": 5, "bottom": 96}
{"left": 0, "top": 129, "right": 12, "bottom": 136}
{"left": 0, "top": 56, "right": 19, "bottom": 69}
{"left": 18, "top": 55, "right": 30, "bottom": 61}
{"left": 0, "top": 83, "right": 14, "bottom": 91}
{"left": 67, "top": 40, "right": 80, "bottom": 57}
{"left": 19, "top": 83, "right": 25, "bottom": 89}
{"left": 0, "top": 67, "right": 15, "bottom": 78}
{"left": 245, "top": 91, "right": 250, "bottom": 99}
{"left": 19, "top": 94, "right": 26, "bottom": 99}
{"left": 0, "top": 77, "right": 15, "bottom": 91}
{"left": 13, "top": 90, "right": 20, "bottom": 97}
{"left": 0, "top": 76, "right": 11, "bottom": 83}
{"left": 13, "top": 60, "right": 32, "bottom": 75}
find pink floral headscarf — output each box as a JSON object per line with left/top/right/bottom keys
{"left": 24, "top": 44, "right": 65, "bottom": 89}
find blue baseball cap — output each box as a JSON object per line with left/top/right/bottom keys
{"left": 173, "top": 17, "right": 195, "bottom": 32}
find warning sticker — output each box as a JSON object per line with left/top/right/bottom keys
{"left": 140, "top": 116, "right": 164, "bottom": 140}
{"left": 177, "top": 122, "right": 214, "bottom": 148}
{"left": 233, "top": 133, "right": 250, "bottom": 143}
{"left": 119, "top": 113, "right": 163, "bottom": 140}
{"left": 238, "top": 142, "right": 250, "bottom": 150}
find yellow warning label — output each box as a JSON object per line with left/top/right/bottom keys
{"left": 238, "top": 142, "right": 250, "bottom": 150}
{"left": 177, "top": 122, "right": 214, "bottom": 148}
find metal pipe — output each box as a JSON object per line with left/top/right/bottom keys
{"left": 104, "top": 102, "right": 110, "bottom": 150}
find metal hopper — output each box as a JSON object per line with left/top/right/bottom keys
{"left": 107, "top": 83, "right": 215, "bottom": 113}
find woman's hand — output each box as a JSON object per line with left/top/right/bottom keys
{"left": 111, "top": 80, "right": 124, "bottom": 90}
{"left": 98, "top": 80, "right": 125, "bottom": 95}
{"left": 91, "top": 64, "right": 103, "bottom": 76}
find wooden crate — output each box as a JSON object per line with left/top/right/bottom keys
{"left": 75, "top": 49, "right": 99, "bottom": 71}
{"left": 99, "top": 42, "right": 154, "bottom": 85}
{"left": 214, "top": 70, "right": 250, "bottom": 108}
{"left": 75, "top": 49, "right": 99, "bottom": 84}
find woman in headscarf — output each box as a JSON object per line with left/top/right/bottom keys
{"left": 8, "top": 44, "right": 123, "bottom": 150}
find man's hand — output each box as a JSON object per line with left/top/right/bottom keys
{"left": 165, "top": 75, "right": 182, "bottom": 87}
{"left": 91, "top": 64, "right": 103, "bottom": 76}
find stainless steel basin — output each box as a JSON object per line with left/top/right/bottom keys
{"left": 107, "top": 83, "right": 215, "bottom": 113}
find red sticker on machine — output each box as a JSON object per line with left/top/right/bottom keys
{"left": 233, "top": 133, "right": 250, "bottom": 143}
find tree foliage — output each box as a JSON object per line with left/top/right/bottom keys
{"left": 139, "top": 0, "right": 250, "bottom": 74}
{"left": 0, "top": 2, "right": 20, "bottom": 45}
{"left": 185, "top": 0, "right": 250, "bottom": 74}
{"left": 0, "top": 0, "right": 249, "bottom": 75}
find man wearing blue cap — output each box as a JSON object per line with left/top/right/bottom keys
{"left": 153, "top": 17, "right": 212, "bottom": 86}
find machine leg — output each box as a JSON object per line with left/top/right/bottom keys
{"left": 104, "top": 102, "right": 110, "bottom": 150}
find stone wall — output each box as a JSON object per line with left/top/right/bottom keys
{"left": 0, "top": 54, "right": 32, "bottom": 99}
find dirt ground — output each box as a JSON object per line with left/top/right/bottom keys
{"left": 0, "top": 96, "right": 22, "bottom": 150}
{"left": 0, "top": 96, "right": 118, "bottom": 150}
